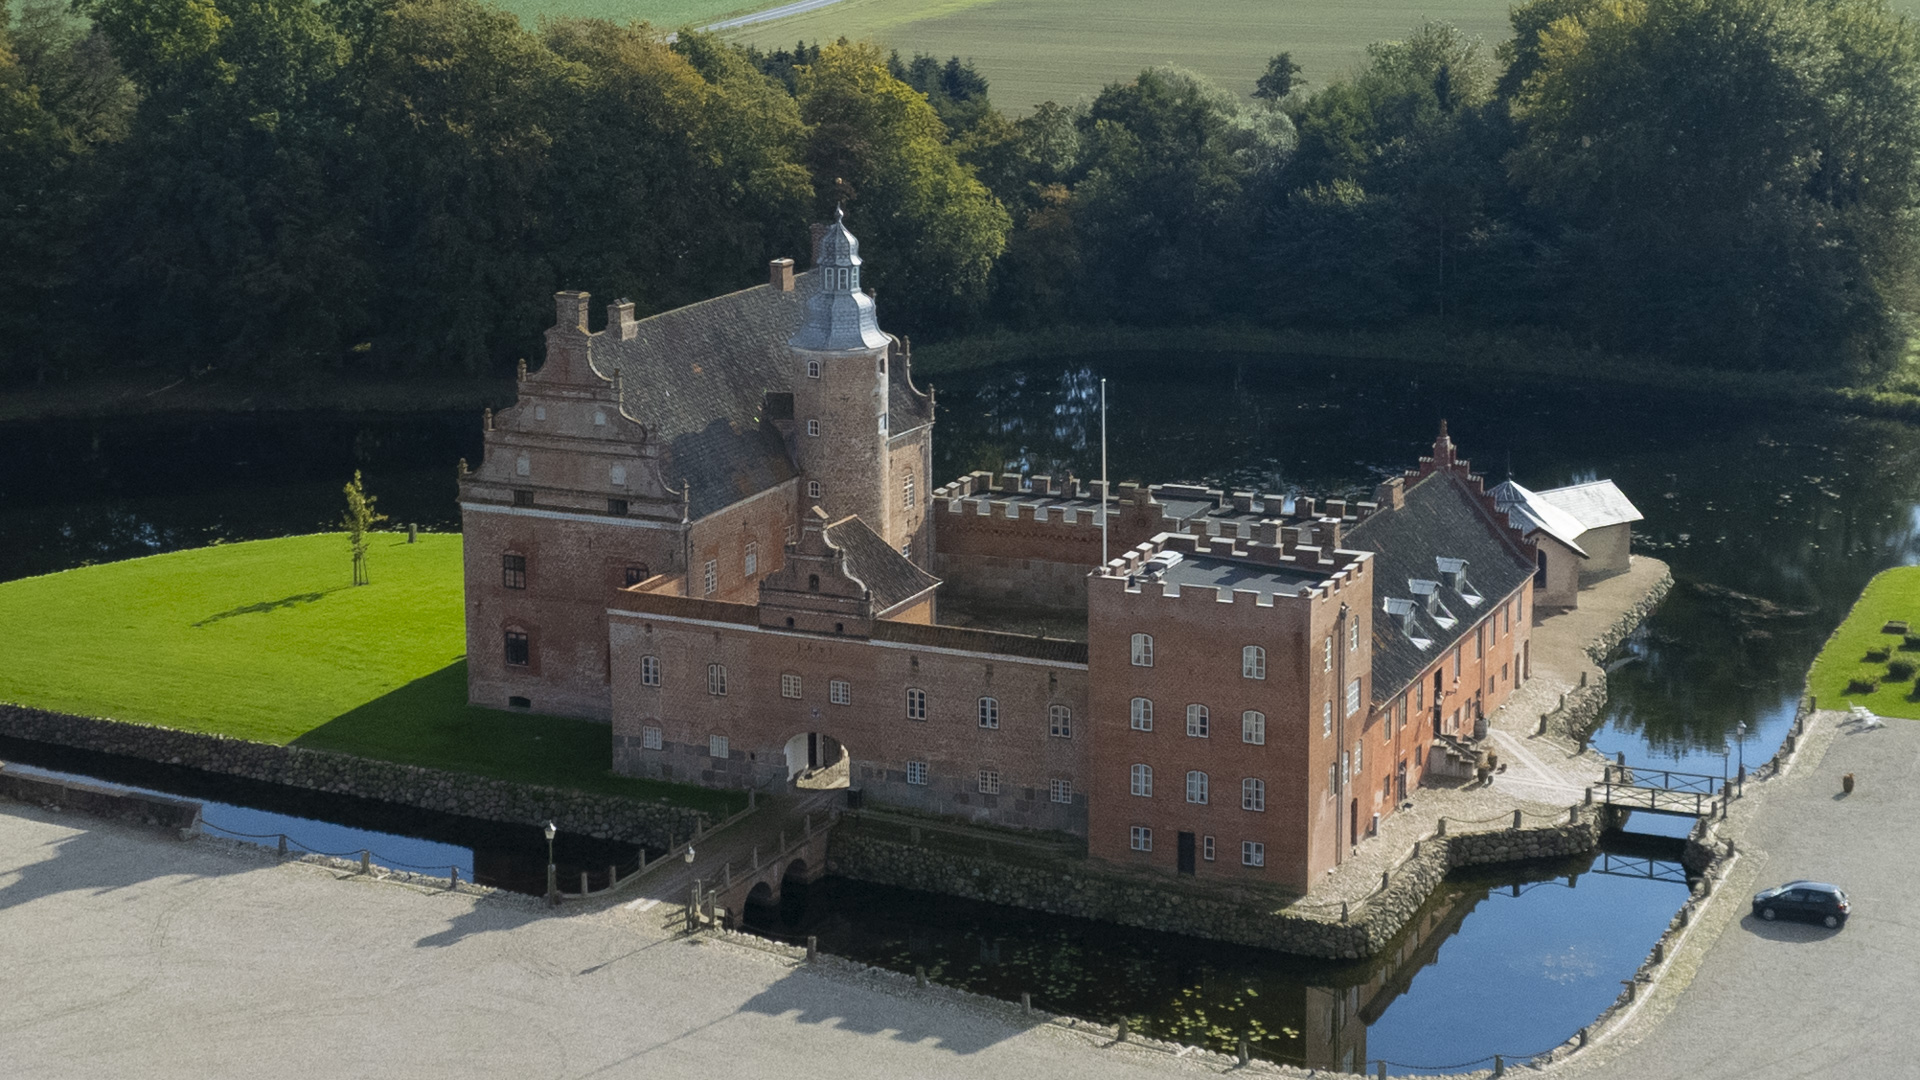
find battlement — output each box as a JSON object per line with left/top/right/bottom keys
{"left": 1095, "top": 530, "right": 1371, "bottom": 609}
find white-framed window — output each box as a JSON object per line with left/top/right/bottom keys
{"left": 709, "top": 735, "right": 729, "bottom": 759}
{"left": 978, "top": 768, "right": 1000, "bottom": 795}
{"left": 1346, "top": 678, "right": 1362, "bottom": 716}
{"left": 1350, "top": 621, "right": 1359, "bottom": 651}
{"left": 1242, "top": 710, "right": 1266, "bottom": 745}
{"left": 830, "top": 679, "right": 851, "bottom": 706}
{"left": 781, "top": 673, "right": 802, "bottom": 699}
{"left": 903, "top": 473, "right": 915, "bottom": 510}
{"left": 1328, "top": 763, "right": 1337, "bottom": 792}
{"left": 879, "top": 413, "right": 888, "bottom": 435}
{"left": 744, "top": 542, "right": 758, "bottom": 577}
{"left": 1130, "top": 826, "right": 1153, "bottom": 852}
{"left": 1242, "top": 645, "right": 1266, "bottom": 680}
{"left": 906, "top": 687, "right": 926, "bottom": 721}
{"left": 1131, "top": 633, "right": 1154, "bottom": 667}
{"left": 978, "top": 696, "right": 999, "bottom": 729}
{"left": 808, "top": 481, "right": 822, "bottom": 499}
{"left": 1353, "top": 741, "right": 1363, "bottom": 776}
{"left": 902, "top": 539, "right": 912, "bottom": 559}
{"left": 640, "top": 655, "right": 661, "bottom": 687}
{"left": 1186, "top": 704, "right": 1210, "bottom": 738}
{"left": 806, "top": 360, "right": 820, "bottom": 378}
{"left": 1243, "top": 778, "right": 1266, "bottom": 811}
{"left": 1131, "top": 764, "right": 1153, "bottom": 797}
{"left": 1323, "top": 702, "right": 1332, "bottom": 737}
{"left": 642, "top": 726, "right": 662, "bottom": 750}
{"left": 1130, "top": 697, "right": 1154, "bottom": 731}
{"left": 515, "top": 453, "right": 530, "bottom": 477}
{"left": 906, "top": 760, "right": 928, "bottom": 785}
{"left": 703, "top": 559, "right": 717, "bottom": 595}
{"left": 807, "top": 418, "right": 820, "bottom": 437}
{"left": 1341, "top": 751, "right": 1350, "bottom": 782}
{"left": 707, "top": 663, "right": 727, "bottom": 696}
{"left": 1324, "top": 635, "right": 1333, "bottom": 671}
{"left": 1453, "top": 647, "right": 1462, "bottom": 679}
{"left": 610, "top": 465, "right": 626, "bottom": 486}
{"left": 1050, "top": 779, "right": 1072, "bottom": 804}
{"left": 1186, "top": 770, "right": 1209, "bottom": 804}
{"left": 1049, "top": 704, "right": 1072, "bottom": 738}
{"left": 1203, "top": 835, "right": 1216, "bottom": 860}
{"left": 1242, "top": 841, "right": 1266, "bottom": 867}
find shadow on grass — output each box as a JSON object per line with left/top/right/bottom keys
{"left": 192, "top": 587, "right": 347, "bottom": 627}
{"left": 293, "top": 662, "right": 742, "bottom": 817}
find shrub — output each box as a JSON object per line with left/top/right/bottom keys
{"left": 1902, "top": 634, "right": 1920, "bottom": 651}
{"left": 1847, "top": 678, "right": 1878, "bottom": 695}
{"left": 1866, "top": 648, "right": 1891, "bottom": 662}
{"left": 1889, "top": 660, "right": 1916, "bottom": 682}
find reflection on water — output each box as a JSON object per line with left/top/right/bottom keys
{"left": 0, "top": 736, "right": 642, "bottom": 895}
{"left": 745, "top": 836, "right": 1691, "bottom": 1073}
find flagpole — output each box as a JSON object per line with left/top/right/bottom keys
{"left": 1100, "top": 377, "right": 1109, "bottom": 569}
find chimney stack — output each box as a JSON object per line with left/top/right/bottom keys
{"left": 770, "top": 258, "right": 795, "bottom": 292}
{"left": 608, "top": 298, "right": 637, "bottom": 341}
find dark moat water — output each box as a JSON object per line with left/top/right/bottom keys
{"left": 7, "top": 352, "right": 1916, "bottom": 1070}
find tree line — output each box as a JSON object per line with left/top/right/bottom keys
{"left": 4, "top": 0, "right": 1919, "bottom": 385}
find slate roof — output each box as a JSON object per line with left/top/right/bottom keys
{"left": 1346, "top": 469, "right": 1537, "bottom": 703}
{"left": 592, "top": 268, "right": 930, "bottom": 520}
{"left": 1538, "top": 480, "right": 1644, "bottom": 530}
{"left": 826, "top": 515, "right": 940, "bottom": 613}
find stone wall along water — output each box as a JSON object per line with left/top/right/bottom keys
{"left": 0, "top": 704, "right": 708, "bottom": 848}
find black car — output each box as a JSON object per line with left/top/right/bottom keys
{"left": 1752, "top": 881, "right": 1850, "bottom": 928}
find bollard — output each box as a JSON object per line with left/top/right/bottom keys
{"left": 689, "top": 885, "right": 699, "bottom": 930}
{"left": 449, "top": 866, "right": 460, "bottom": 888}
{"left": 1238, "top": 1035, "right": 1250, "bottom": 1065}
{"left": 1116, "top": 1019, "right": 1128, "bottom": 1042}
{"left": 1340, "top": 901, "right": 1349, "bottom": 923}
{"left": 1381, "top": 870, "right": 1390, "bottom": 893}
{"left": 579, "top": 870, "right": 588, "bottom": 896}
{"left": 1578, "top": 1027, "right": 1589, "bottom": 1048}
{"left": 1513, "top": 808, "right": 1523, "bottom": 829}
{"left": 1586, "top": 786, "right": 1594, "bottom": 805}
{"left": 1538, "top": 714, "right": 1548, "bottom": 736}
{"left": 609, "top": 864, "right": 618, "bottom": 888}
{"left": 915, "top": 964, "right": 927, "bottom": 987}
{"left": 807, "top": 935, "right": 817, "bottom": 962}
{"left": 1727, "top": 838, "right": 1737, "bottom": 858}
{"left": 277, "top": 833, "right": 287, "bottom": 856}
{"left": 1494, "top": 1055, "right": 1504, "bottom": 1077}
{"left": 1436, "top": 817, "right": 1447, "bottom": 836}
{"left": 407, "top": 522, "right": 417, "bottom": 543}
{"left": 1570, "top": 803, "right": 1579, "bottom": 823}
{"left": 1022, "top": 991, "right": 1032, "bottom": 1013}
{"left": 360, "top": 850, "right": 371, "bottom": 874}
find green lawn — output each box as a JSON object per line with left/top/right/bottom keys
{"left": 0, "top": 534, "right": 740, "bottom": 813}
{"left": 1809, "top": 566, "right": 1920, "bottom": 720}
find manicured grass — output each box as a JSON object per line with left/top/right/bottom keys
{"left": 0, "top": 535, "right": 740, "bottom": 813}
{"left": 1808, "top": 567, "right": 1920, "bottom": 720}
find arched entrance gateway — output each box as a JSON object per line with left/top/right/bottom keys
{"left": 783, "top": 732, "right": 851, "bottom": 790}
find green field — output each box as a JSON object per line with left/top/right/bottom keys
{"left": 495, "top": 0, "right": 765, "bottom": 30}
{"left": 0, "top": 535, "right": 739, "bottom": 812}
{"left": 1808, "top": 567, "right": 1920, "bottom": 720}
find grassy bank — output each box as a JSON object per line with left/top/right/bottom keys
{"left": 911, "top": 323, "right": 1920, "bottom": 422}
{"left": 1808, "top": 567, "right": 1920, "bottom": 720}
{"left": 0, "top": 535, "right": 740, "bottom": 813}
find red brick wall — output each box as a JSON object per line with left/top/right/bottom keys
{"left": 1085, "top": 546, "right": 1374, "bottom": 892}
{"left": 686, "top": 482, "right": 797, "bottom": 604}
{"left": 609, "top": 604, "right": 1089, "bottom": 834}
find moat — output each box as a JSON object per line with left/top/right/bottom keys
{"left": 6, "top": 351, "right": 1916, "bottom": 1070}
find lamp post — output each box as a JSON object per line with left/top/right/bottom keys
{"left": 544, "top": 821, "right": 557, "bottom": 906}
{"left": 1736, "top": 721, "right": 1748, "bottom": 784}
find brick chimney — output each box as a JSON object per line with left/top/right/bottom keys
{"left": 1374, "top": 476, "right": 1406, "bottom": 510}
{"left": 770, "top": 258, "right": 795, "bottom": 291}
{"left": 608, "top": 297, "right": 637, "bottom": 341}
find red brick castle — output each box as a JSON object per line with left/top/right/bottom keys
{"left": 459, "top": 215, "right": 1543, "bottom": 891}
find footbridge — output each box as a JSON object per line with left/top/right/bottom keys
{"left": 1596, "top": 763, "right": 1731, "bottom": 818}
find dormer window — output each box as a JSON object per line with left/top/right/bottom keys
{"left": 1409, "top": 579, "right": 1458, "bottom": 629}
{"left": 1436, "top": 557, "right": 1483, "bottom": 605}
{"left": 1384, "top": 598, "right": 1433, "bottom": 650}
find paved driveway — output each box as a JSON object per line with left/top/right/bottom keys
{"left": 1555, "top": 711, "right": 1920, "bottom": 1080}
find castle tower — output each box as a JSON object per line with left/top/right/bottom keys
{"left": 790, "top": 208, "right": 893, "bottom": 540}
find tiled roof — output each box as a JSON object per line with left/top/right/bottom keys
{"left": 825, "top": 516, "right": 939, "bottom": 613}
{"left": 596, "top": 267, "right": 929, "bottom": 521}
{"left": 870, "top": 620, "right": 1090, "bottom": 664}
{"left": 1347, "top": 469, "right": 1536, "bottom": 702}
{"left": 1538, "top": 480, "right": 1644, "bottom": 530}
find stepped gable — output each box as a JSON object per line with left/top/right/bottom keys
{"left": 824, "top": 515, "right": 940, "bottom": 613}
{"left": 1346, "top": 424, "right": 1537, "bottom": 703}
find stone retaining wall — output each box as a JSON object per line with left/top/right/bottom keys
{"left": 827, "top": 806, "right": 1615, "bottom": 959}
{"left": 0, "top": 704, "right": 706, "bottom": 848}
{"left": 1538, "top": 563, "right": 1674, "bottom": 742}
{"left": 0, "top": 765, "right": 205, "bottom": 835}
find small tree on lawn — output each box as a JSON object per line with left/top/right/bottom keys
{"left": 341, "top": 471, "right": 388, "bottom": 585}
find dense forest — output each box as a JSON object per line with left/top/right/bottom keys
{"left": 4, "top": 0, "right": 1920, "bottom": 385}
